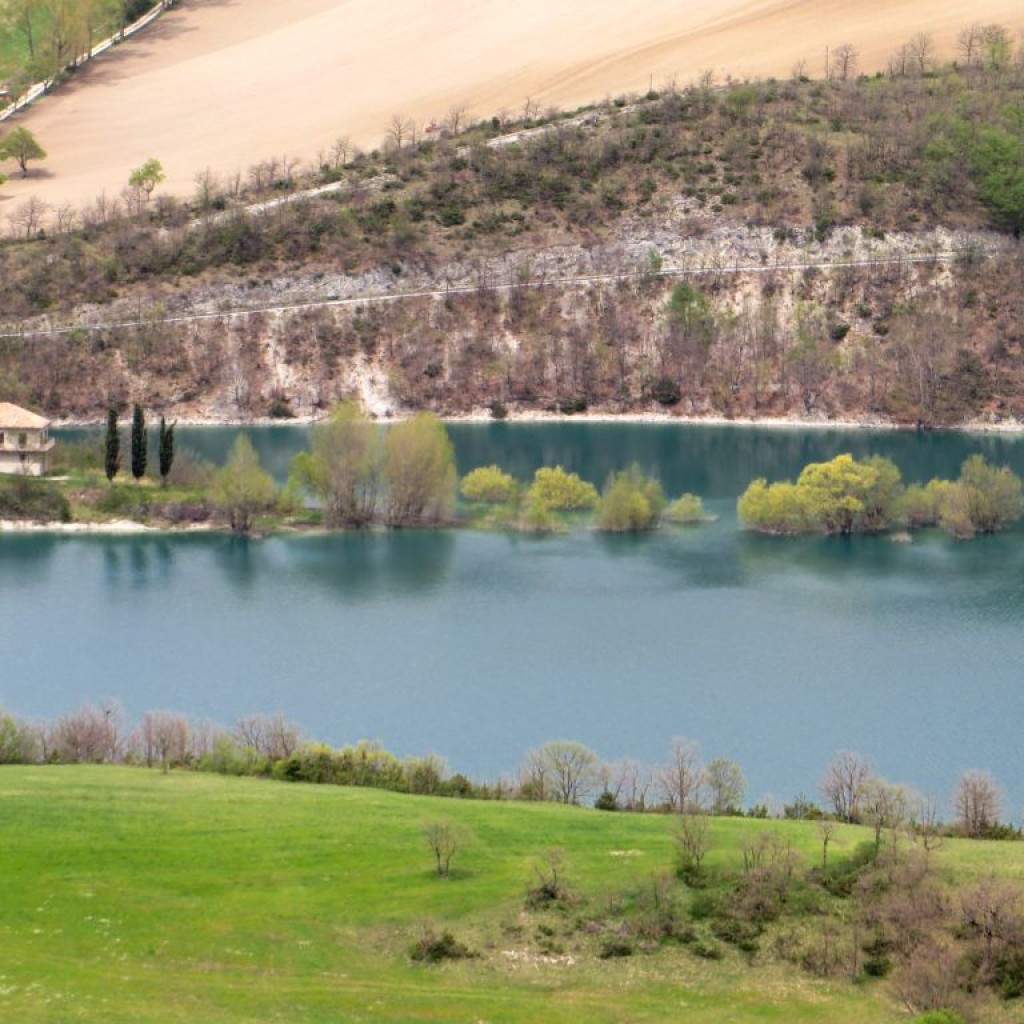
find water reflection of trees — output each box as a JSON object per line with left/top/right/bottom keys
{"left": 737, "top": 527, "right": 1024, "bottom": 619}
{"left": 0, "top": 533, "right": 58, "bottom": 586}
{"left": 447, "top": 422, "right": 1024, "bottom": 502}
{"left": 286, "top": 530, "right": 457, "bottom": 599}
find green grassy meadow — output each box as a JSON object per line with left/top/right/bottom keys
{"left": 2, "top": 767, "right": 1023, "bottom": 1023}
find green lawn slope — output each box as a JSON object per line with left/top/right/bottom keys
{"left": 1, "top": 766, "right": 1022, "bottom": 1023}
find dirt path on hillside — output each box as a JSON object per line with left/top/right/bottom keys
{"left": 1, "top": 0, "right": 1021, "bottom": 212}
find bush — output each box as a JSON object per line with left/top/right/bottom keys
{"left": 664, "top": 493, "right": 706, "bottom": 523}
{"left": 460, "top": 465, "right": 518, "bottom": 504}
{"left": 594, "top": 790, "right": 619, "bottom": 811}
{"left": 598, "top": 936, "right": 634, "bottom": 958}
{"left": 651, "top": 376, "right": 681, "bottom": 405}
{"left": 527, "top": 466, "right": 598, "bottom": 512}
{"left": 0, "top": 478, "right": 70, "bottom": 522}
{"left": 409, "top": 929, "right": 475, "bottom": 963}
{"left": 597, "top": 464, "right": 665, "bottom": 532}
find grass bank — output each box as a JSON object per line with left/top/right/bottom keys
{"left": 2, "top": 767, "right": 1023, "bottom": 1022}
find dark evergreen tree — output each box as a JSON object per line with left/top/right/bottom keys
{"left": 131, "top": 403, "right": 147, "bottom": 482}
{"left": 104, "top": 408, "right": 120, "bottom": 483}
{"left": 158, "top": 417, "right": 175, "bottom": 487}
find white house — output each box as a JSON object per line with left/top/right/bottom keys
{"left": 0, "top": 402, "right": 55, "bottom": 476}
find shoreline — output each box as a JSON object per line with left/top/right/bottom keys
{"left": 52, "top": 410, "right": 1024, "bottom": 434}
{"left": 0, "top": 518, "right": 218, "bottom": 535}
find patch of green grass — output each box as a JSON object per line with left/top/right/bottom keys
{"left": 2, "top": 767, "right": 1021, "bottom": 1022}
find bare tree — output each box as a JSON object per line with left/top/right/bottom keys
{"left": 820, "top": 750, "right": 873, "bottom": 823}
{"left": 387, "top": 114, "right": 413, "bottom": 150}
{"left": 953, "top": 770, "right": 1001, "bottom": 837}
{"left": 658, "top": 737, "right": 704, "bottom": 812}
{"left": 832, "top": 43, "right": 858, "bottom": 81}
{"left": 960, "top": 878, "right": 1022, "bottom": 981}
{"left": 51, "top": 700, "right": 124, "bottom": 762}
{"left": 423, "top": 820, "right": 466, "bottom": 878}
{"left": 233, "top": 713, "right": 301, "bottom": 762}
{"left": 860, "top": 778, "right": 914, "bottom": 851}
{"left": 8, "top": 196, "right": 49, "bottom": 239}
{"left": 521, "top": 740, "right": 598, "bottom": 805}
{"left": 330, "top": 135, "right": 351, "bottom": 168}
{"left": 193, "top": 167, "right": 220, "bottom": 211}
{"left": 906, "top": 33, "right": 933, "bottom": 76}
{"left": 957, "top": 23, "right": 985, "bottom": 67}
{"left": 674, "top": 813, "right": 711, "bottom": 881}
{"left": 445, "top": 103, "right": 468, "bottom": 136}
{"left": 913, "top": 796, "right": 945, "bottom": 857}
{"left": 602, "top": 758, "right": 654, "bottom": 811}
{"left": 888, "top": 43, "right": 912, "bottom": 79}
{"left": 141, "top": 710, "right": 190, "bottom": 771}
{"left": 527, "top": 847, "right": 572, "bottom": 904}
{"left": 818, "top": 819, "right": 837, "bottom": 870}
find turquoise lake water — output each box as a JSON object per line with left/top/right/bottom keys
{"left": 5, "top": 422, "right": 1023, "bottom": 811}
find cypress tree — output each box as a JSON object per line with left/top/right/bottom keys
{"left": 104, "top": 408, "right": 120, "bottom": 483}
{"left": 158, "top": 416, "right": 175, "bottom": 487}
{"left": 131, "top": 403, "right": 147, "bottom": 482}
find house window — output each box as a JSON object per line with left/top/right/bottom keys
{"left": 0, "top": 432, "right": 4, "bottom": 446}
{"left": 17, "top": 432, "right": 27, "bottom": 448}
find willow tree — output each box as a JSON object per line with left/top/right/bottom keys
{"left": 382, "top": 413, "right": 455, "bottom": 526}
{"left": 214, "top": 435, "right": 277, "bottom": 536}
{"left": 289, "top": 401, "right": 380, "bottom": 527}
{"left": 597, "top": 464, "right": 665, "bottom": 532}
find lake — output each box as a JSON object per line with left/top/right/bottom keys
{"left": 6, "top": 422, "right": 1024, "bottom": 813}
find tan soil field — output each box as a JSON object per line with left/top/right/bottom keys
{"left": 2, "top": 0, "right": 1023, "bottom": 212}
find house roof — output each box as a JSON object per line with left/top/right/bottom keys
{"left": 0, "top": 403, "right": 50, "bottom": 429}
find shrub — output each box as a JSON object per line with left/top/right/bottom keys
{"left": 0, "top": 478, "right": 70, "bottom": 522}
{"left": 527, "top": 466, "right": 598, "bottom": 512}
{"left": 409, "top": 929, "right": 475, "bottom": 963}
{"left": 664, "top": 493, "right": 706, "bottom": 523}
{"left": 598, "top": 936, "right": 634, "bottom": 958}
{"left": 651, "top": 376, "right": 681, "bottom": 405}
{"left": 460, "top": 465, "right": 518, "bottom": 504}
{"left": 597, "top": 464, "right": 665, "bottom": 532}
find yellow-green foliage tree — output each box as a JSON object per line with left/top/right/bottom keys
{"left": 597, "top": 464, "right": 665, "bottom": 532}
{"left": 939, "top": 454, "right": 1024, "bottom": 538}
{"left": 526, "top": 466, "right": 598, "bottom": 512}
{"left": 460, "top": 465, "right": 518, "bottom": 504}
{"left": 739, "top": 454, "right": 902, "bottom": 535}
{"left": 0, "top": 126, "right": 45, "bottom": 177}
{"left": 289, "top": 400, "right": 380, "bottom": 527}
{"left": 795, "top": 454, "right": 902, "bottom": 534}
{"left": 383, "top": 413, "right": 456, "bottom": 526}
{"left": 214, "top": 434, "right": 277, "bottom": 536}
{"left": 664, "top": 493, "right": 706, "bottom": 524}
{"left": 736, "top": 479, "right": 811, "bottom": 535}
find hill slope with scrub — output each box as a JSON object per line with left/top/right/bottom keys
{"left": 1, "top": 30, "right": 1024, "bottom": 426}
{"left": 2, "top": 766, "right": 1024, "bottom": 1023}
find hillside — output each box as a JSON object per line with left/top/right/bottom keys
{"left": 2, "top": 766, "right": 1023, "bottom": 1023}
{"left": 0, "top": 61, "right": 1022, "bottom": 426}
{"left": 0, "top": 0, "right": 1022, "bottom": 210}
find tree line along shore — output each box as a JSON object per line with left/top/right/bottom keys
{"left": 4, "top": 400, "right": 1022, "bottom": 540}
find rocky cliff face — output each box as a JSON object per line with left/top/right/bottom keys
{"left": 5, "top": 219, "right": 1021, "bottom": 428}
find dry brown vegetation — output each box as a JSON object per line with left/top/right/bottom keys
{"left": 1, "top": 54, "right": 1023, "bottom": 425}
